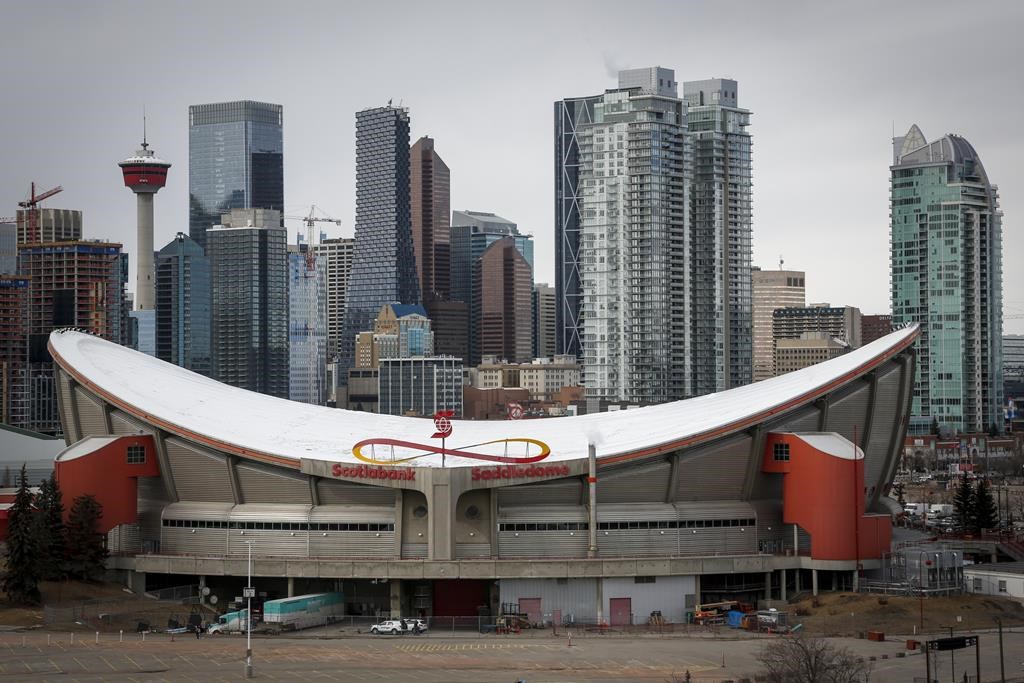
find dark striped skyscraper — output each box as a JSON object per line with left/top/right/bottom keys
{"left": 188, "top": 100, "right": 283, "bottom": 252}
{"left": 339, "top": 106, "right": 419, "bottom": 377}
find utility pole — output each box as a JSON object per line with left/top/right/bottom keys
{"left": 246, "top": 541, "right": 254, "bottom": 678}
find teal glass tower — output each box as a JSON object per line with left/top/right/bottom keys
{"left": 890, "top": 125, "right": 1003, "bottom": 435}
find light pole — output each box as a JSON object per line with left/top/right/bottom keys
{"left": 246, "top": 540, "right": 253, "bottom": 678}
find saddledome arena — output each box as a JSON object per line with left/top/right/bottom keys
{"left": 49, "top": 325, "right": 918, "bottom": 624}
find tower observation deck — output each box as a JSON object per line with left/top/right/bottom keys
{"left": 119, "top": 140, "right": 170, "bottom": 311}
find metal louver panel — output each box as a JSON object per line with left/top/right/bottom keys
{"left": 58, "top": 372, "right": 78, "bottom": 442}
{"left": 864, "top": 366, "right": 901, "bottom": 493}
{"left": 235, "top": 462, "right": 311, "bottom": 504}
{"left": 308, "top": 532, "right": 394, "bottom": 558}
{"left": 768, "top": 406, "right": 821, "bottom": 433}
{"left": 402, "top": 543, "right": 427, "bottom": 559}
{"left": 136, "top": 476, "right": 169, "bottom": 545}
{"left": 316, "top": 478, "right": 396, "bottom": 505}
{"left": 596, "top": 503, "right": 677, "bottom": 522}
{"left": 598, "top": 461, "right": 671, "bottom": 504}
{"left": 160, "top": 504, "right": 232, "bottom": 556}
{"left": 308, "top": 505, "right": 395, "bottom": 523}
{"left": 498, "top": 531, "right": 588, "bottom": 558}
{"left": 497, "top": 479, "right": 581, "bottom": 506}
{"left": 107, "top": 524, "right": 141, "bottom": 554}
{"left": 675, "top": 435, "right": 750, "bottom": 501}
{"left": 455, "top": 543, "right": 491, "bottom": 559}
{"left": 498, "top": 506, "right": 587, "bottom": 522}
{"left": 229, "top": 504, "right": 312, "bottom": 522}
{"left": 164, "top": 438, "right": 233, "bottom": 502}
{"left": 74, "top": 387, "right": 106, "bottom": 437}
{"left": 109, "top": 409, "right": 147, "bottom": 436}
{"left": 826, "top": 382, "right": 870, "bottom": 445}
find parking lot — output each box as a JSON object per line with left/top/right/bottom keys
{"left": 0, "top": 629, "right": 1020, "bottom": 682}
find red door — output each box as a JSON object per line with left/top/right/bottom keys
{"left": 609, "top": 597, "right": 631, "bottom": 626}
{"left": 518, "top": 598, "right": 541, "bottom": 625}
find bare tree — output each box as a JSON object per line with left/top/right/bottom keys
{"left": 758, "top": 636, "right": 872, "bottom": 683}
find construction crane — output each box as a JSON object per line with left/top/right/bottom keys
{"left": 283, "top": 206, "right": 341, "bottom": 405}
{"left": 283, "top": 205, "right": 341, "bottom": 267}
{"left": 17, "top": 182, "right": 63, "bottom": 243}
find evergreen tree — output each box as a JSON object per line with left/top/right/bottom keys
{"left": 930, "top": 418, "right": 940, "bottom": 436}
{"left": 952, "top": 474, "right": 974, "bottom": 532}
{"left": 1, "top": 466, "right": 41, "bottom": 604}
{"left": 34, "top": 474, "right": 66, "bottom": 581}
{"left": 65, "top": 495, "right": 107, "bottom": 581}
{"left": 892, "top": 482, "right": 906, "bottom": 508}
{"left": 974, "top": 478, "right": 999, "bottom": 531}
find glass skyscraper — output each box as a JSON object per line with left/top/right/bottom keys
{"left": 208, "top": 210, "right": 289, "bottom": 398}
{"left": 891, "top": 125, "right": 1003, "bottom": 434}
{"left": 339, "top": 105, "right": 419, "bottom": 376}
{"left": 188, "top": 101, "right": 283, "bottom": 252}
{"left": 288, "top": 249, "right": 327, "bottom": 405}
{"left": 155, "top": 232, "right": 210, "bottom": 375}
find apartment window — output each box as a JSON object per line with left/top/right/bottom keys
{"left": 773, "top": 443, "right": 790, "bottom": 462}
{"left": 126, "top": 445, "right": 146, "bottom": 465}
{"left": 998, "top": 580, "right": 1007, "bottom": 593}
{"left": 972, "top": 578, "right": 982, "bottom": 591}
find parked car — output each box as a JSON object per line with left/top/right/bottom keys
{"left": 369, "top": 619, "right": 427, "bottom": 635}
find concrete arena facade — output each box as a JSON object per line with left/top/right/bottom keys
{"left": 49, "top": 327, "right": 918, "bottom": 623}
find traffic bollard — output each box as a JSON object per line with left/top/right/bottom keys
{"left": 119, "top": 630, "right": 123, "bottom": 643}
{"left": 95, "top": 631, "right": 99, "bottom": 644}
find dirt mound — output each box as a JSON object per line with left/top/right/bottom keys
{"left": 791, "top": 592, "right": 1024, "bottom": 637}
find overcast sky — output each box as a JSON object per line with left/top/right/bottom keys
{"left": 2, "top": 0, "right": 1021, "bottom": 333}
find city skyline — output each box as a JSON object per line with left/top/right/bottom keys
{"left": 1, "top": 1, "right": 1021, "bottom": 332}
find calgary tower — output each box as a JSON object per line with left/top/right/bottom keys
{"left": 118, "top": 130, "right": 170, "bottom": 310}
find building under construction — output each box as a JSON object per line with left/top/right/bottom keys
{"left": 0, "top": 276, "right": 30, "bottom": 428}
{"left": 16, "top": 241, "right": 126, "bottom": 433}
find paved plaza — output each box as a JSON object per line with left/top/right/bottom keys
{"left": 0, "top": 629, "right": 1021, "bottom": 682}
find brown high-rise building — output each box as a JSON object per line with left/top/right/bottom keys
{"left": 17, "top": 240, "right": 127, "bottom": 433}
{"left": 476, "top": 238, "right": 532, "bottom": 363}
{"left": 410, "top": 136, "right": 450, "bottom": 301}
{"left": 861, "top": 314, "right": 893, "bottom": 345}
{"left": 0, "top": 276, "right": 30, "bottom": 428}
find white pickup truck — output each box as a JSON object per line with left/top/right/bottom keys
{"left": 369, "top": 619, "right": 427, "bottom": 635}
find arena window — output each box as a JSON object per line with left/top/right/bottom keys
{"left": 126, "top": 445, "right": 146, "bottom": 464}
{"left": 773, "top": 442, "right": 790, "bottom": 461}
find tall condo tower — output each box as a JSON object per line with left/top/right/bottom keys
{"left": 119, "top": 136, "right": 170, "bottom": 310}
{"left": 891, "top": 124, "right": 1003, "bottom": 434}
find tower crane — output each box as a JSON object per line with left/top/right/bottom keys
{"left": 17, "top": 182, "right": 63, "bottom": 243}
{"left": 283, "top": 205, "right": 341, "bottom": 268}
{"left": 283, "top": 206, "right": 341, "bottom": 405}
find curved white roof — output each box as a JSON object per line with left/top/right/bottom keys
{"left": 48, "top": 326, "right": 918, "bottom": 469}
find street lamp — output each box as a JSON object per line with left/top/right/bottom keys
{"left": 245, "top": 540, "right": 254, "bottom": 678}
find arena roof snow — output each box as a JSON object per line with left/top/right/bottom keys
{"left": 48, "top": 325, "right": 918, "bottom": 470}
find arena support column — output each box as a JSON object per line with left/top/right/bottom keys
{"left": 587, "top": 443, "right": 597, "bottom": 558}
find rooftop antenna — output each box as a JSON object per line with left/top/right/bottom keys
{"left": 142, "top": 105, "right": 149, "bottom": 151}
{"left": 779, "top": 254, "right": 784, "bottom": 270}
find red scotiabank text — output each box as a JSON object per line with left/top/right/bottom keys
{"left": 332, "top": 463, "right": 415, "bottom": 481}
